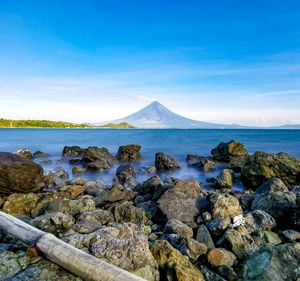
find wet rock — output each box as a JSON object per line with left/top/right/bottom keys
{"left": 82, "top": 146, "right": 116, "bottom": 165}
{"left": 228, "top": 155, "right": 249, "bottom": 173}
{"left": 241, "top": 151, "right": 300, "bottom": 189}
{"left": 13, "top": 148, "right": 33, "bottom": 159}
{"left": 157, "top": 179, "right": 207, "bottom": 226}
{"left": 211, "top": 140, "right": 248, "bottom": 162}
{"left": 244, "top": 210, "right": 276, "bottom": 234}
{"left": 136, "top": 176, "right": 164, "bottom": 200}
{"left": 3, "top": 193, "right": 40, "bottom": 216}
{"left": 47, "top": 167, "right": 69, "bottom": 187}
{"left": 62, "top": 146, "right": 83, "bottom": 156}
{"left": 196, "top": 224, "right": 215, "bottom": 250}
{"left": 217, "top": 266, "right": 238, "bottom": 281}
{"left": 116, "top": 144, "right": 142, "bottom": 162}
{"left": 164, "top": 219, "right": 193, "bottom": 239}
{"left": 72, "top": 166, "right": 87, "bottom": 174}
{"left": 86, "top": 160, "right": 110, "bottom": 171}
{"left": 155, "top": 152, "right": 181, "bottom": 171}
{"left": 217, "top": 169, "right": 235, "bottom": 189}
{"left": 210, "top": 193, "right": 243, "bottom": 219}
{"left": 282, "top": 230, "right": 300, "bottom": 241}
{"left": 198, "top": 265, "right": 226, "bottom": 281}
{"left": 151, "top": 240, "right": 205, "bottom": 281}
{"left": 207, "top": 248, "right": 236, "bottom": 267}
{"left": 241, "top": 242, "right": 300, "bottom": 281}
{"left": 239, "top": 192, "right": 255, "bottom": 211}
{"left": 114, "top": 201, "right": 149, "bottom": 224}
{"left": 0, "top": 251, "right": 31, "bottom": 280}
{"left": 33, "top": 150, "right": 48, "bottom": 158}
{"left": 0, "top": 152, "right": 45, "bottom": 194}
{"left": 187, "top": 155, "right": 216, "bottom": 170}
{"left": 115, "top": 164, "right": 137, "bottom": 185}
{"left": 9, "top": 259, "right": 82, "bottom": 281}
{"left": 90, "top": 223, "right": 159, "bottom": 281}
{"left": 30, "top": 211, "right": 75, "bottom": 234}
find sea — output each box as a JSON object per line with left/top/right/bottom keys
{"left": 0, "top": 128, "right": 299, "bottom": 189}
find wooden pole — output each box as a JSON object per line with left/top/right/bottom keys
{"left": 0, "top": 211, "right": 146, "bottom": 281}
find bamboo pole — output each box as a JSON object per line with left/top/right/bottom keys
{"left": 0, "top": 211, "right": 146, "bottom": 281}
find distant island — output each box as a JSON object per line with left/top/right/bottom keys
{"left": 0, "top": 119, "right": 91, "bottom": 128}
{"left": 98, "top": 122, "right": 135, "bottom": 128}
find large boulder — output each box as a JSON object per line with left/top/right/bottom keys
{"left": 89, "top": 223, "right": 159, "bottom": 281}
{"left": 155, "top": 152, "right": 181, "bottom": 171}
{"left": 211, "top": 140, "right": 248, "bottom": 162}
{"left": 116, "top": 144, "right": 142, "bottom": 162}
{"left": 157, "top": 180, "right": 207, "bottom": 226}
{"left": 241, "top": 242, "right": 300, "bottom": 281}
{"left": 217, "top": 169, "right": 235, "bottom": 189}
{"left": 0, "top": 152, "right": 45, "bottom": 194}
{"left": 82, "top": 146, "right": 116, "bottom": 165}
{"left": 62, "top": 146, "right": 84, "bottom": 156}
{"left": 210, "top": 193, "right": 243, "bottom": 220}
{"left": 241, "top": 152, "right": 300, "bottom": 189}
{"left": 150, "top": 240, "right": 205, "bottom": 281}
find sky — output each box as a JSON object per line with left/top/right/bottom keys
{"left": 0, "top": 0, "right": 300, "bottom": 126}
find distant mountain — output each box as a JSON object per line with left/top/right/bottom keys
{"left": 99, "top": 101, "right": 249, "bottom": 129}
{"left": 269, "top": 124, "right": 300, "bottom": 129}
{"left": 98, "top": 122, "right": 135, "bottom": 128}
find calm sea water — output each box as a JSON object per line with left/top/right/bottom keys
{"left": 0, "top": 129, "right": 299, "bottom": 188}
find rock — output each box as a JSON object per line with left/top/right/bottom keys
{"left": 59, "top": 185, "right": 85, "bottom": 199}
{"left": 217, "top": 266, "right": 238, "bottom": 281}
{"left": 116, "top": 144, "right": 142, "bottom": 162}
{"left": 164, "top": 219, "right": 193, "bottom": 238}
{"left": 116, "top": 163, "right": 136, "bottom": 177}
{"left": 62, "top": 145, "right": 83, "bottom": 156}
{"left": 150, "top": 240, "right": 205, "bottom": 281}
{"left": 241, "top": 151, "right": 300, "bottom": 189}
{"left": 282, "top": 230, "right": 300, "bottom": 241}
{"left": 13, "top": 148, "right": 33, "bottom": 159}
{"left": 211, "top": 140, "right": 248, "bottom": 162}
{"left": 239, "top": 192, "right": 255, "bottom": 211}
{"left": 187, "top": 155, "right": 216, "bottom": 170}
{"left": 69, "top": 158, "right": 83, "bottom": 165}
{"left": 244, "top": 210, "right": 276, "bottom": 234}
{"left": 47, "top": 167, "right": 69, "bottom": 187}
{"left": 263, "top": 230, "right": 281, "bottom": 245}
{"left": 179, "top": 238, "right": 207, "bottom": 261}
{"left": 196, "top": 224, "right": 215, "bottom": 250}
{"left": 210, "top": 193, "right": 243, "bottom": 219}
{"left": 256, "top": 178, "right": 289, "bottom": 194}
{"left": 207, "top": 248, "right": 236, "bottom": 267}
{"left": 157, "top": 179, "right": 207, "bottom": 226}
{"left": 198, "top": 265, "right": 226, "bottom": 281}
{"left": 33, "top": 150, "right": 48, "bottom": 158}
{"left": 206, "top": 218, "right": 231, "bottom": 236}
{"left": 228, "top": 155, "right": 249, "bottom": 173}
{"left": 30, "top": 211, "right": 75, "bottom": 234}
{"left": 219, "top": 228, "right": 264, "bottom": 259}
{"left": 241, "top": 242, "right": 300, "bottom": 281}
{"left": 77, "top": 209, "right": 114, "bottom": 225}
{"left": 251, "top": 190, "right": 296, "bottom": 222}
{"left": 136, "top": 176, "right": 164, "bottom": 199}
{"left": 82, "top": 146, "right": 116, "bottom": 165}
{"left": 155, "top": 152, "right": 181, "bottom": 171}
{"left": 3, "top": 193, "right": 40, "bottom": 216}
{"left": 9, "top": 259, "right": 82, "bottom": 281}
{"left": 217, "top": 169, "right": 235, "bottom": 189}
{"left": 0, "top": 152, "right": 45, "bottom": 194}
{"left": 72, "top": 166, "right": 87, "bottom": 174}
{"left": 0, "top": 251, "right": 31, "bottom": 280}
{"left": 86, "top": 160, "right": 110, "bottom": 171}
{"left": 90, "top": 223, "right": 159, "bottom": 281}
{"left": 46, "top": 196, "right": 96, "bottom": 216}
{"left": 114, "top": 201, "right": 149, "bottom": 224}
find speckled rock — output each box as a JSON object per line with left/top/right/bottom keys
{"left": 211, "top": 140, "right": 248, "bottom": 162}
{"left": 116, "top": 145, "right": 142, "bottom": 162}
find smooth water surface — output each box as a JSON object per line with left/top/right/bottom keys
{"left": 0, "top": 129, "right": 299, "bottom": 187}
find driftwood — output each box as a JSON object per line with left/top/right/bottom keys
{"left": 0, "top": 211, "right": 146, "bottom": 281}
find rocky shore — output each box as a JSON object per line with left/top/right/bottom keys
{"left": 0, "top": 141, "right": 299, "bottom": 281}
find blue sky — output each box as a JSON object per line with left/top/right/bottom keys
{"left": 0, "top": 0, "right": 300, "bottom": 125}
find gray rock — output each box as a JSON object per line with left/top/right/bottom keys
{"left": 164, "top": 219, "right": 193, "bottom": 238}
{"left": 155, "top": 152, "right": 181, "bottom": 171}
{"left": 196, "top": 224, "right": 215, "bottom": 250}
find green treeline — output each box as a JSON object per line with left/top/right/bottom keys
{"left": 0, "top": 119, "right": 91, "bottom": 128}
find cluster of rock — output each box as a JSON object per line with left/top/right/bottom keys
{"left": 0, "top": 140, "right": 299, "bottom": 280}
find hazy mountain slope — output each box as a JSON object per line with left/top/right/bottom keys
{"left": 106, "top": 101, "right": 247, "bottom": 129}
